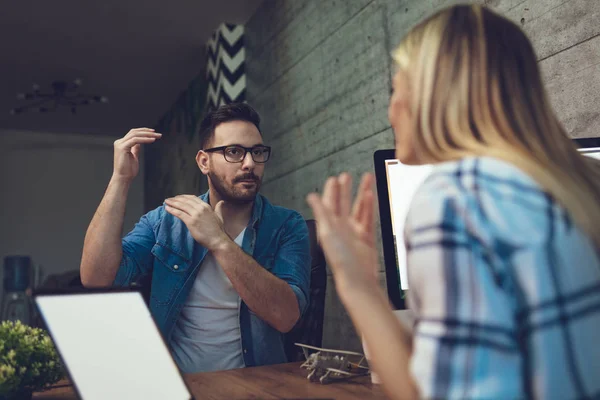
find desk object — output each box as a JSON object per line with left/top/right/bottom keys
{"left": 34, "top": 362, "right": 386, "bottom": 400}
{"left": 296, "top": 343, "right": 370, "bottom": 384}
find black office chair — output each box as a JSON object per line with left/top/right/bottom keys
{"left": 284, "top": 219, "right": 327, "bottom": 362}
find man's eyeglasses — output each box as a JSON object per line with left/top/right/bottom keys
{"left": 203, "top": 145, "right": 272, "bottom": 163}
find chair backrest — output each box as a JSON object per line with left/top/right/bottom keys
{"left": 284, "top": 219, "right": 327, "bottom": 362}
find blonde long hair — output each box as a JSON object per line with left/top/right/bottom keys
{"left": 393, "top": 4, "right": 600, "bottom": 246}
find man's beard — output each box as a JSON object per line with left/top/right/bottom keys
{"left": 208, "top": 171, "right": 261, "bottom": 205}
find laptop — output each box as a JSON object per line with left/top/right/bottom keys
{"left": 34, "top": 288, "right": 194, "bottom": 400}
{"left": 373, "top": 137, "right": 600, "bottom": 310}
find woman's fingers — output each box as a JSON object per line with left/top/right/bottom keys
{"left": 338, "top": 173, "right": 353, "bottom": 217}
{"left": 351, "top": 173, "right": 374, "bottom": 222}
{"left": 322, "top": 177, "right": 341, "bottom": 216}
{"left": 361, "top": 189, "right": 376, "bottom": 237}
{"left": 307, "top": 193, "right": 331, "bottom": 236}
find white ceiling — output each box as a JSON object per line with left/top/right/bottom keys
{"left": 0, "top": 0, "right": 263, "bottom": 136}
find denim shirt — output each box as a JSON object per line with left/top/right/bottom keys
{"left": 112, "top": 192, "right": 311, "bottom": 367}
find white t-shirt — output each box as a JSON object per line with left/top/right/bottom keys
{"left": 170, "top": 229, "right": 246, "bottom": 373}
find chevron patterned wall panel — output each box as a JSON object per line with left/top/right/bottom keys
{"left": 206, "top": 23, "right": 246, "bottom": 110}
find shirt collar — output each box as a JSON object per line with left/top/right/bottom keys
{"left": 198, "top": 191, "right": 263, "bottom": 228}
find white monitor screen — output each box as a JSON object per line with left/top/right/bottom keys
{"left": 580, "top": 147, "right": 600, "bottom": 161}
{"left": 384, "top": 160, "right": 433, "bottom": 291}
{"left": 35, "top": 292, "right": 191, "bottom": 400}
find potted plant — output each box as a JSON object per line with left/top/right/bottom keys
{"left": 0, "top": 321, "right": 64, "bottom": 400}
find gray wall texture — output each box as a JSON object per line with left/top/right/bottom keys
{"left": 244, "top": 0, "right": 600, "bottom": 351}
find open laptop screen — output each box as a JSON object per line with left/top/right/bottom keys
{"left": 374, "top": 138, "right": 600, "bottom": 310}
{"left": 35, "top": 291, "right": 192, "bottom": 400}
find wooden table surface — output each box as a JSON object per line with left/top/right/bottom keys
{"left": 33, "top": 362, "right": 387, "bottom": 399}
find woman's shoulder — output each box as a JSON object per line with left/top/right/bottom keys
{"left": 424, "top": 156, "right": 541, "bottom": 193}
{"left": 407, "top": 156, "right": 556, "bottom": 245}
{"left": 415, "top": 156, "right": 549, "bottom": 207}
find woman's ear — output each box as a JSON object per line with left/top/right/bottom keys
{"left": 196, "top": 150, "right": 209, "bottom": 175}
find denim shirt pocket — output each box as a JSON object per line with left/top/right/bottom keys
{"left": 151, "top": 243, "right": 191, "bottom": 305}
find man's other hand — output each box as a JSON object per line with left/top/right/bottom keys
{"left": 112, "top": 128, "right": 162, "bottom": 182}
{"left": 164, "top": 196, "right": 231, "bottom": 251}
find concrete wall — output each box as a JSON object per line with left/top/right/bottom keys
{"left": 245, "top": 0, "right": 600, "bottom": 351}
{"left": 145, "top": 21, "right": 247, "bottom": 212}
{"left": 0, "top": 130, "right": 144, "bottom": 299}
{"left": 146, "top": 74, "right": 209, "bottom": 211}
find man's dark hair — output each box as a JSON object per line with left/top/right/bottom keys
{"left": 199, "top": 102, "right": 261, "bottom": 149}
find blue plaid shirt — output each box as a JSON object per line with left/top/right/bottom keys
{"left": 405, "top": 157, "right": 600, "bottom": 399}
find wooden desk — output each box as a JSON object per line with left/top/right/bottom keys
{"left": 33, "top": 362, "right": 387, "bottom": 399}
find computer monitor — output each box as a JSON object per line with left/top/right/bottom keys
{"left": 373, "top": 137, "right": 600, "bottom": 310}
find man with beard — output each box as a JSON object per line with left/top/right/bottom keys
{"left": 80, "top": 103, "right": 310, "bottom": 373}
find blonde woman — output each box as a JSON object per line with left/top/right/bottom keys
{"left": 307, "top": 4, "right": 600, "bottom": 400}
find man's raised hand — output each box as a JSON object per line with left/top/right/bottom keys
{"left": 112, "top": 128, "right": 162, "bottom": 182}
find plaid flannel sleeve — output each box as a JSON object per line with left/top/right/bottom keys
{"left": 404, "top": 171, "right": 522, "bottom": 399}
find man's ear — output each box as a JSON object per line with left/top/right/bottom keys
{"left": 196, "top": 150, "right": 210, "bottom": 175}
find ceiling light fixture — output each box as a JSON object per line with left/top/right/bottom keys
{"left": 10, "top": 79, "right": 108, "bottom": 115}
